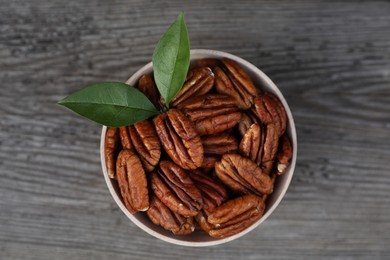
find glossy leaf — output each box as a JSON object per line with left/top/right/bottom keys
{"left": 152, "top": 12, "right": 190, "bottom": 107}
{"left": 58, "top": 82, "right": 159, "bottom": 127}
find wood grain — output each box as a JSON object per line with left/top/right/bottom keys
{"left": 1, "top": 0, "right": 390, "bottom": 259}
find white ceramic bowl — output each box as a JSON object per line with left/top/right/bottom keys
{"left": 100, "top": 49, "right": 297, "bottom": 247}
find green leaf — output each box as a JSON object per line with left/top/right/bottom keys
{"left": 152, "top": 12, "right": 190, "bottom": 107}
{"left": 58, "top": 82, "right": 159, "bottom": 127}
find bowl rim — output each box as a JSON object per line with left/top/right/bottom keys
{"left": 100, "top": 49, "right": 297, "bottom": 247}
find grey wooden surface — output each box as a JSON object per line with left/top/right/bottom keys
{"left": 1, "top": 0, "right": 390, "bottom": 259}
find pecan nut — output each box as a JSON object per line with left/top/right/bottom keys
{"left": 239, "top": 123, "right": 264, "bottom": 165}
{"left": 137, "top": 74, "right": 165, "bottom": 111}
{"left": 214, "top": 59, "right": 260, "bottom": 109}
{"left": 239, "top": 123, "right": 279, "bottom": 175}
{"left": 170, "top": 67, "right": 214, "bottom": 107}
{"left": 261, "top": 123, "right": 279, "bottom": 174}
{"left": 119, "top": 126, "right": 133, "bottom": 150}
{"left": 129, "top": 120, "right": 161, "bottom": 172}
{"left": 276, "top": 135, "right": 293, "bottom": 175}
{"left": 153, "top": 109, "right": 204, "bottom": 170}
{"left": 201, "top": 132, "right": 238, "bottom": 168}
{"left": 147, "top": 195, "right": 195, "bottom": 235}
{"left": 215, "top": 153, "right": 273, "bottom": 195}
{"left": 150, "top": 161, "right": 203, "bottom": 217}
{"left": 266, "top": 92, "right": 287, "bottom": 136}
{"left": 202, "top": 132, "right": 239, "bottom": 155}
{"left": 119, "top": 120, "right": 161, "bottom": 172}
{"left": 252, "top": 92, "right": 287, "bottom": 137}
{"left": 196, "top": 58, "right": 222, "bottom": 68}
{"left": 178, "top": 93, "right": 237, "bottom": 110}
{"left": 116, "top": 150, "right": 149, "bottom": 213}
{"left": 238, "top": 110, "right": 261, "bottom": 136}
{"left": 189, "top": 170, "right": 228, "bottom": 213}
{"left": 259, "top": 174, "right": 277, "bottom": 204}
{"left": 195, "top": 210, "right": 215, "bottom": 234}
{"left": 105, "top": 127, "right": 121, "bottom": 178}
{"left": 202, "top": 194, "right": 265, "bottom": 238}
{"left": 179, "top": 94, "right": 242, "bottom": 136}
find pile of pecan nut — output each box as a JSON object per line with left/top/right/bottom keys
{"left": 104, "top": 58, "right": 293, "bottom": 238}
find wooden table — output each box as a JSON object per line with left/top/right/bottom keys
{"left": 1, "top": 1, "right": 390, "bottom": 259}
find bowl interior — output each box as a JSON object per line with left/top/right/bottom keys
{"left": 100, "top": 49, "right": 297, "bottom": 246}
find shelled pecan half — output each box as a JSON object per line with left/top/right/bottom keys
{"left": 201, "top": 194, "right": 265, "bottom": 238}
{"left": 266, "top": 92, "right": 287, "bottom": 136}
{"left": 239, "top": 123, "right": 264, "bottom": 165}
{"left": 128, "top": 120, "right": 161, "bottom": 172}
{"left": 239, "top": 123, "right": 279, "bottom": 175}
{"left": 259, "top": 174, "right": 277, "bottom": 204}
{"left": 119, "top": 126, "right": 133, "bottom": 150}
{"left": 150, "top": 161, "right": 203, "bottom": 217}
{"left": 201, "top": 132, "right": 239, "bottom": 168}
{"left": 137, "top": 74, "right": 165, "bottom": 111}
{"left": 153, "top": 109, "right": 204, "bottom": 170}
{"left": 118, "top": 120, "right": 161, "bottom": 172}
{"left": 276, "top": 135, "right": 293, "bottom": 175}
{"left": 196, "top": 58, "right": 223, "bottom": 68}
{"left": 214, "top": 59, "right": 260, "bottom": 109}
{"left": 179, "top": 94, "right": 242, "bottom": 136}
{"left": 238, "top": 110, "right": 262, "bottom": 136}
{"left": 105, "top": 127, "right": 121, "bottom": 178}
{"left": 252, "top": 92, "right": 287, "bottom": 137}
{"left": 261, "top": 123, "right": 279, "bottom": 175}
{"left": 147, "top": 195, "right": 195, "bottom": 235}
{"left": 189, "top": 170, "right": 229, "bottom": 213}
{"left": 215, "top": 153, "right": 273, "bottom": 195}
{"left": 116, "top": 150, "right": 149, "bottom": 213}
{"left": 195, "top": 210, "right": 215, "bottom": 234}
{"left": 170, "top": 67, "right": 214, "bottom": 107}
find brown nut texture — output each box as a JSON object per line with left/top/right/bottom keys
{"left": 196, "top": 58, "right": 223, "bottom": 68}
{"left": 202, "top": 132, "right": 239, "bottom": 155}
{"left": 119, "top": 120, "right": 161, "bottom": 172}
{"left": 201, "top": 132, "right": 238, "bottom": 168}
{"left": 214, "top": 59, "right": 260, "bottom": 109}
{"left": 261, "top": 123, "right": 279, "bottom": 175}
{"left": 116, "top": 150, "right": 149, "bottom": 213}
{"left": 153, "top": 109, "right": 204, "bottom": 170}
{"left": 239, "top": 123, "right": 264, "bottom": 165}
{"left": 189, "top": 170, "right": 229, "bottom": 213}
{"left": 170, "top": 67, "right": 214, "bottom": 107}
{"left": 207, "top": 194, "right": 265, "bottom": 238}
{"left": 276, "top": 135, "right": 293, "bottom": 175}
{"left": 200, "top": 155, "right": 219, "bottom": 169}
{"left": 105, "top": 127, "right": 120, "bottom": 178}
{"left": 147, "top": 195, "right": 195, "bottom": 235}
{"left": 252, "top": 92, "right": 287, "bottom": 137}
{"left": 260, "top": 174, "right": 277, "bottom": 204}
{"left": 137, "top": 74, "right": 165, "bottom": 111}
{"left": 239, "top": 122, "right": 279, "bottom": 175}
{"left": 238, "top": 113, "right": 253, "bottom": 137}
{"left": 215, "top": 153, "right": 273, "bottom": 195}
{"left": 266, "top": 92, "right": 287, "bottom": 136}
{"left": 180, "top": 94, "right": 242, "bottom": 136}
{"left": 129, "top": 120, "right": 161, "bottom": 172}
{"left": 238, "top": 110, "right": 262, "bottom": 136}
{"left": 119, "top": 126, "right": 133, "bottom": 150}
{"left": 195, "top": 210, "right": 215, "bottom": 234}
{"left": 151, "top": 161, "right": 203, "bottom": 217}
